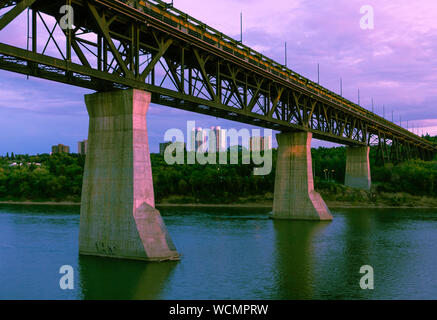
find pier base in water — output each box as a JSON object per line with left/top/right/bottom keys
{"left": 345, "top": 146, "right": 371, "bottom": 190}
{"left": 79, "top": 89, "right": 180, "bottom": 261}
{"left": 272, "top": 132, "right": 333, "bottom": 221}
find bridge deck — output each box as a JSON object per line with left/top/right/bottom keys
{"left": 0, "top": 0, "right": 435, "bottom": 160}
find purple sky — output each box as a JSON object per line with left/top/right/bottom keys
{"left": 0, "top": 0, "right": 436, "bottom": 154}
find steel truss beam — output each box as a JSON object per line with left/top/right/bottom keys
{"left": 0, "top": 0, "right": 435, "bottom": 161}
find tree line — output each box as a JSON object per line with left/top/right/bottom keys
{"left": 0, "top": 137, "right": 436, "bottom": 203}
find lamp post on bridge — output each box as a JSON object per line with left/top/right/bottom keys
{"left": 340, "top": 77, "right": 343, "bottom": 97}
{"left": 358, "top": 88, "right": 360, "bottom": 105}
{"left": 317, "top": 63, "right": 320, "bottom": 84}
{"left": 236, "top": 12, "right": 243, "bottom": 44}
{"left": 285, "top": 42, "right": 287, "bottom": 67}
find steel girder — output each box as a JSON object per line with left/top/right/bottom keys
{"left": 0, "top": 0, "right": 436, "bottom": 161}
{"left": 372, "top": 133, "right": 434, "bottom": 166}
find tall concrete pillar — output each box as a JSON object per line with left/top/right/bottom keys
{"left": 272, "top": 132, "right": 333, "bottom": 221}
{"left": 345, "top": 146, "right": 371, "bottom": 190}
{"left": 79, "top": 89, "right": 180, "bottom": 261}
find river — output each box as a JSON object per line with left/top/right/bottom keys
{"left": 1, "top": 204, "right": 437, "bottom": 300}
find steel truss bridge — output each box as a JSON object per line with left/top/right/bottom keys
{"left": 0, "top": 0, "right": 436, "bottom": 163}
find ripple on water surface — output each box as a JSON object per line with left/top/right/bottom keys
{"left": 1, "top": 204, "right": 437, "bottom": 299}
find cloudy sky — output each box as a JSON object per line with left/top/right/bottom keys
{"left": 0, "top": 0, "right": 436, "bottom": 154}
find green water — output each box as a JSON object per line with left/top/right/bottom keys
{"left": 1, "top": 204, "right": 437, "bottom": 299}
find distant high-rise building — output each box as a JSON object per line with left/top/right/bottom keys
{"left": 191, "top": 127, "right": 207, "bottom": 153}
{"left": 190, "top": 128, "right": 196, "bottom": 152}
{"left": 78, "top": 140, "right": 87, "bottom": 155}
{"left": 160, "top": 142, "right": 172, "bottom": 155}
{"left": 160, "top": 141, "right": 187, "bottom": 155}
{"left": 250, "top": 136, "right": 261, "bottom": 152}
{"left": 52, "top": 144, "right": 70, "bottom": 154}
{"left": 250, "top": 136, "right": 272, "bottom": 152}
{"left": 263, "top": 135, "right": 273, "bottom": 150}
{"left": 191, "top": 126, "right": 226, "bottom": 153}
{"left": 210, "top": 126, "right": 227, "bottom": 152}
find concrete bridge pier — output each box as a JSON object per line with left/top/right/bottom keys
{"left": 345, "top": 146, "right": 371, "bottom": 190}
{"left": 272, "top": 132, "right": 333, "bottom": 221}
{"left": 79, "top": 89, "right": 180, "bottom": 261}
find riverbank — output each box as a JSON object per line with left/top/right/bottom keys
{"left": 2, "top": 199, "right": 437, "bottom": 209}
{"left": 0, "top": 200, "right": 80, "bottom": 206}
{"left": 2, "top": 183, "right": 437, "bottom": 209}
{"left": 161, "top": 202, "right": 437, "bottom": 209}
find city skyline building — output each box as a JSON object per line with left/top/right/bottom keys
{"left": 250, "top": 136, "right": 273, "bottom": 152}
{"left": 191, "top": 127, "right": 207, "bottom": 153}
{"left": 190, "top": 126, "right": 227, "bottom": 153}
{"left": 210, "top": 126, "right": 227, "bottom": 152}
{"left": 159, "top": 142, "right": 172, "bottom": 155}
{"left": 160, "top": 141, "right": 187, "bottom": 155}
{"left": 51, "top": 144, "right": 70, "bottom": 154}
{"left": 78, "top": 140, "right": 87, "bottom": 155}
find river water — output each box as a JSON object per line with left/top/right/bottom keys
{"left": 1, "top": 204, "right": 437, "bottom": 300}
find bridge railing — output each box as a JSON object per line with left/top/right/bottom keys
{"left": 119, "top": 0, "right": 433, "bottom": 148}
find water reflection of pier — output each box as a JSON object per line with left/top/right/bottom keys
{"left": 272, "top": 221, "right": 329, "bottom": 299}
{"left": 78, "top": 256, "right": 177, "bottom": 300}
